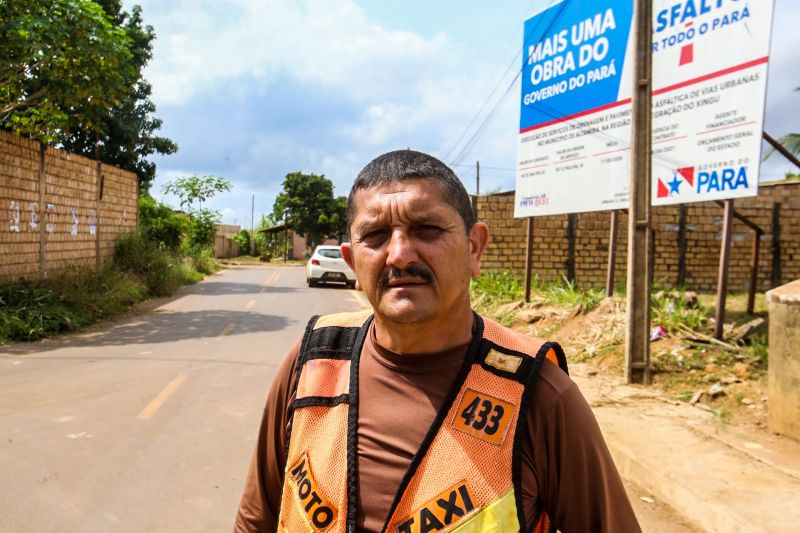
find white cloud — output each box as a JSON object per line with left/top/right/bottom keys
{"left": 139, "top": 0, "right": 454, "bottom": 106}
{"left": 130, "top": 0, "right": 800, "bottom": 227}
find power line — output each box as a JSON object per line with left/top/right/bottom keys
{"left": 443, "top": 0, "right": 561, "bottom": 164}
{"left": 448, "top": 0, "right": 573, "bottom": 167}
{"left": 450, "top": 74, "right": 520, "bottom": 167}
{"left": 453, "top": 163, "right": 517, "bottom": 171}
{"left": 448, "top": 0, "right": 686, "bottom": 174}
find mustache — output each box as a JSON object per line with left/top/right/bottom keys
{"left": 377, "top": 265, "right": 434, "bottom": 288}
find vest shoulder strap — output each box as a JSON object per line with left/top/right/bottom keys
{"left": 290, "top": 311, "right": 373, "bottom": 408}
{"left": 480, "top": 315, "right": 569, "bottom": 377}
{"left": 298, "top": 310, "right": 373, "bottom": 364}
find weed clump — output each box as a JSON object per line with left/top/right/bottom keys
{"left": 470, "top": 271, "right": 524, "bottom": 305}
{"left": 114, "top": 232, "right": 186, "bottom": 296}
{"left": 545, "top": 276, "right": 604, "bottom": 311}
{"left": 1, "top": 232, "right": 214, "bottom": 344}
{"left": 0, "top": 267, "right": 146, "bottom": 342}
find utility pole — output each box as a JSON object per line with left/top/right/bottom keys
{"left": 473, "top": 160, "right": 480, "bottom": 221}
{"left": 251, "top": 194, "right": 256, "bottom": 255}
{"left": 625, "top": 0, "right": 653, "bottom": 384}
{"left": 476, "top": 160, "right": 480, "bottom": 198}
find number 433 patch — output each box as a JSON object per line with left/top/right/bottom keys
{"left": 451, "top": 388, "right": 515, "bottom": 446}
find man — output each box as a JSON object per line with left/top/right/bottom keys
{"left": 235, "top": 150, "right": 640, "bottom": 532}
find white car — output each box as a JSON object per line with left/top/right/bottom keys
{"left": 306, "top": 245, "right": 357, "bottom": 288}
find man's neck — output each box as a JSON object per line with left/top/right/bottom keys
{"left": 372, "top": 305, "right": 475, "bottom": 355}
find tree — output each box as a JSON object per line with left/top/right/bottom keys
{"left": 0, "top": 0, "right": 134, "bottom": 141}
{"left": 138, "top": 193, "right": 187, "bottom": 251}
{"left": 272, "top": 172, "right": 346, "bottom": 248}
{"left": 325, "top": 195, "right": 348, "bottom": 242}
{"left": 59, "top": 1, "right": 177, "bottom": 192}
{"left": 162, "top": 175, "right": 232, "bottom": 249}
{"left": 162, "top": 175, "right": 232, "bottom": 211}
{"left": 231, "top": 229, "right": 253, "bottom": 256}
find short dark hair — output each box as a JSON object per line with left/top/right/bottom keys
{"left": 347, "top": 150, "right": 475, "bottom": 232}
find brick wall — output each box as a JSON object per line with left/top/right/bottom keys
{"left": 477, "top": 181, "right": 800, "bottom": 291}
{"left": 214, "top": 234, "right": 241, "bottom": 258}
{"left": 213, "top": 224, "right": 242, "bottom": 258}
{"left": 0, "top": 130, "right": 138, "bottom": 280}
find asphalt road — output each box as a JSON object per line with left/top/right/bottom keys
{"left": 0, "top": 264, "right": 692, "bottom": 532}
{"left": 0, "top": 265, "right": 366, "bottom": 532}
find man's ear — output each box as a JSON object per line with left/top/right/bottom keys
{"left": 341, "top": 242, "right": 355, "bottom": 270}
{"left": 468, "top": 222, "right": 490, "bottom": 278}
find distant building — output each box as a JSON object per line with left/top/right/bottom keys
{"left": 214, "top": 224, "right": 241, "bottom": 258}
{"left": 258, "top": 224, "right": 338, "bottom": 260}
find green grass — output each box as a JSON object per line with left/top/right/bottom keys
{"left": 470, "top": 272, "right": 606, "bottom": 316}
{"left": 0, "top": 266, "right": 147, "bottom": 342}
{"left": 544, "top": 276, "right": 605, "bottom": 310}
{"left": 184, "top": 245, "right": 218, "bottom": 275}
{"left": 651, "top": 289, "right": 710, "bottom": 332}
{"left": 470, "top": 272, "right": 607, "bottom": 310}
{"left": 470, "top": 271, "right": 525, "bottom": 303}
{"left": 747, "top": 333, "right": 769, "bottom": 370}
{"left": 1, "top": 232, "right": 211, "bottom": 344}
{"left": 114, "top": 232, "right": 210, "bottom": 296}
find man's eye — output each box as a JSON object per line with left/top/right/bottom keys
{"left": 414, "top": 225, "right": 444, "bottom": 240}
{"left": 361, "top": 230, "right": 389, "bottom": 245}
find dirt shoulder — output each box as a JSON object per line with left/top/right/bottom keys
{"left": 488, "top": 293, "right": 769, "bottom": 434}
{"left": 479, "top": 290, "right": 800, "bottom": 531}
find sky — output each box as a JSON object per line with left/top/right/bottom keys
{"left": 126, "top": 0, "right": 800, "bottom": 229}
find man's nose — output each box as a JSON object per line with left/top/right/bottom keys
{"left": 386, "top": 229, "right": 417, "bottom": 270}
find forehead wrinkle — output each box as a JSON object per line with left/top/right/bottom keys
{"left": 356, "top": 201, "right": 450, "bottom": 231}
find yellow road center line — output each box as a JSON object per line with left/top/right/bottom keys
{"left": 136, "top": 374, "right": 187, "bottom": 420}
{"left": 218, "top": 322, "right": 237, "bottom": 337}
{"left": 261, "top": 270, "right": 282, "bottom": 292}
{"left": 245, "top": 299, "right": 255, "bottom": 310}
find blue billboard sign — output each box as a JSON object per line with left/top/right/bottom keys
{"left": 519, "top": 0, "right": 633, "bottom": 133}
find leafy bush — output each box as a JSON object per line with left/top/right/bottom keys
{"left": 114, "top": 231, "right": 186, "bottom": 296}
{"left": 187, "top": 208, "right": 219, "bottom": 249}
{"left": 231, "top": 229, "right": 252, "bottom": 255}
{"left": 183, "top": 245, "right": 217, "bottom": 275}
{"left": 138, "top": 194, "right": 187, "bottom": 251}
{"left": 178, "top": 257, "right": 205, "bottom": 283}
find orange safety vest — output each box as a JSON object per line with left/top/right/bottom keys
{"left": 278, "top": 310, "right": 568, "bottom": 533}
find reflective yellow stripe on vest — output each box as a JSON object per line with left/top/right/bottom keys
{"left": 451, "top": 490, "right": 519, "bottom": 533}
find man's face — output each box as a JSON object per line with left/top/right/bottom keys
{"left": 341, "top": 179, "right": 488, "bottom": 326}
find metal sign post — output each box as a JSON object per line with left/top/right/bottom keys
{"left": 714, "top": 200, "right": 734, "bottom": 340}
{"left": 606, "top": 210, "right": 619, "bottom": 297}
{"left": 524, "top": 217, "right": 534, "bottom": 303}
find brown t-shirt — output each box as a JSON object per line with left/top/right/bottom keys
{"left": 235, "top": 322, "right": 640, "bottom": 532}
